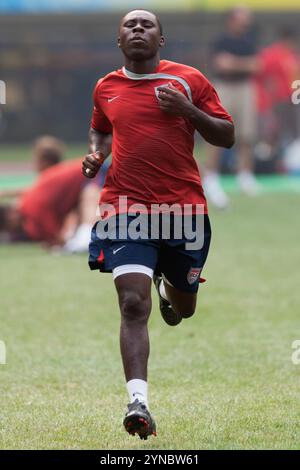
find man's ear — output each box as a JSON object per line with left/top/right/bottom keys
{"left": 117, "top": 37, "right": 121, "bottom": 48}
{"left": 159, "top": 36, "right": 165, "bottom": 48}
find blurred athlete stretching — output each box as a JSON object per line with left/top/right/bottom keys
{"left": 82, "top": 10, "right": 234, "bottom": 439}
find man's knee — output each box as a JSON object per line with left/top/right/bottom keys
{"left": 119, "top": 291, "right": 151, "bottom": 323}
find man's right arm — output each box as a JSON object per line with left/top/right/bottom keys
{"left": 88, "top": 127, "right": 112, "bottom": 155}
{"left": 82, "top": 128, "right": 112, "bottom": 178}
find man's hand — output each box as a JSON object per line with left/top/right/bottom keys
{"left": 157, "top": 84, "right": 234, "bottom": 148}
{"left": 157, "top": 85, "right": 192, "bottom": 116}
{"left": 82, "top": 151, "right": 105, "bottom": 178}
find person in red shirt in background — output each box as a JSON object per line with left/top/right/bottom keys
{"left": 19, "top": 158, "right": 96, "bottom": 248}
{"left": 0, "top": 138, "right": 110, "bottom": 251}
{"left": 0, "top": 135, "right": 65, "bottom": 199}
{"left": 255, "top": 29, "right": 300, "bottom": 165}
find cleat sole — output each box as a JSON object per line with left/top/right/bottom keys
{"left": 123, "top": 399, "right": 156, "bottom": 440}
{"left": 124, "top": 414, "right": 153, "bottom": 439}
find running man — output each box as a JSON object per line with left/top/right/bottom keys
{"left": 82, "top": 10, "right": 234, "bottom": 439}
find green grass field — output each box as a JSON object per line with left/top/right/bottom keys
{"left": 1, "top": 193, "right": 300, "bottom": 450}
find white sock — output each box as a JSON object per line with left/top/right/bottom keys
{"left": 126, "top": 379, "right": 148, "bottom": 408}
{"left": 159, "top": 279, "right": 168, "bottom": 301}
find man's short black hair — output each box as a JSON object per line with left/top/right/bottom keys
{"left": 122, "top": 10, "right": 163, "bottom": 35}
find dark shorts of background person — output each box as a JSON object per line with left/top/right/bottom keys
{"left": 89, "top": 213, "right": 211, "bottom": 293}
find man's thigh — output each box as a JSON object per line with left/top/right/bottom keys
{"left": 89, "top": 216, "right": 159, "bottom": 273}
{"left": 114, "top": 272, "right": 153, "bottom": 309}
{"left": 157, "top": 215, "right": 212, "bottom": 294}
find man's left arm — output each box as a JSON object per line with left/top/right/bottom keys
{"left": 157, "top": 85, "right": 235, "bottom": 148}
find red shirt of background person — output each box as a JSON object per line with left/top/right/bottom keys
{"left": 256, "top": 31, "right": 300, "bottom": 113}
{"left": 19, "top": 159, "right": 85, "bottom": 244}
{"left": 91, "top": 60, "right": 232, "bottom": 216}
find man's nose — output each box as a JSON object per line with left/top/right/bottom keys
{"left": 132, "top": 24, "right": 144, "bottom": 33}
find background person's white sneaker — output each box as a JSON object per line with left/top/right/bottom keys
{"left": 237, "top": 171, "right": 261, "bottom": 196}
{"left": 203, "top": 172, "right": 230, "bottom": 209}
{"left": 64, "top": 223, "right": 91, "bottom": 253}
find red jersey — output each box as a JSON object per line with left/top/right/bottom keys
{"left": 19, "top": 159, "right": 84, "bottom": 243}
{"left": 91, "top": 60, "right": 232, "bottom": 215}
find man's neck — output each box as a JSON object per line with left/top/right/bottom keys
{"left": 124, "top": 56, "right": 160, "bottom": 75}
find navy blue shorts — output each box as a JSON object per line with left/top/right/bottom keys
{"left": 89, "top": 214, "right": 211, "bottom": 293}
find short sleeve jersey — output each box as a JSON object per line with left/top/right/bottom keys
{"left": 91, "top": 60, "right": 232, "bottom": 215}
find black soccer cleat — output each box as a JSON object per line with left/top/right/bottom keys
{"left": 123, "top": 399, "right": 157, "bottom": 440}
{"left": 153, "top": 275, "right": 182, "bottom": 326}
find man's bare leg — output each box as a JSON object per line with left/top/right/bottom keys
{"left": 114, "top": 272, "right": 156, "bottom": 439}
{"left": 114, "top": 273, "right": 152, "bottom": 382}
{"left": 154, "top": 276, "right": 197, "bottom": 326}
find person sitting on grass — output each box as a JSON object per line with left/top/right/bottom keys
{"left": 0, "top": 135, "right": 65, "bottom": 199}
{"left": 0, "top": 136, "right": 111, "bottom": 251}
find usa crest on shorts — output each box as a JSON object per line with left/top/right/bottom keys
{"left": 187, "top": 267, "right": 202, "bottom": 285}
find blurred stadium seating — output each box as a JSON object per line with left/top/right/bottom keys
{"left": 0, "top": 1, "right": 300, "bottom": 143}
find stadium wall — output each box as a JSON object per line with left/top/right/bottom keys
{"left": 0, "top": 11, "right": 299, "bottom": 142}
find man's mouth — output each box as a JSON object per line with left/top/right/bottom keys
{"left": 130, "top": 36, "right": 146, "bottom": 44}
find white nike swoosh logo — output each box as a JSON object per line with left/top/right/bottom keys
{"left": 113, "top": 246, "right": 126, "bottom": 255}
{"left": 108, "top": 96, "right": 120, "bottom": 103}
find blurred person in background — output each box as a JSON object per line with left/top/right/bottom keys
{"left": 255, "top": 29, "right": 300, "bottom": 168}
{"left": 203, "top": 5, "right": 259, "bottom": 209}
{"left": 0, "top": 139, "right": 110, "bottom": 251}
{"left": 33, "top": 135, "right": 64, "bottom": 172}
{"left": 0, "top": 135, "right": 65, "bottom": 199}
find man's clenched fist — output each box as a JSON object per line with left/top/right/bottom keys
{"left": 82, "top": 151, "right": 105, "bottom": 178}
